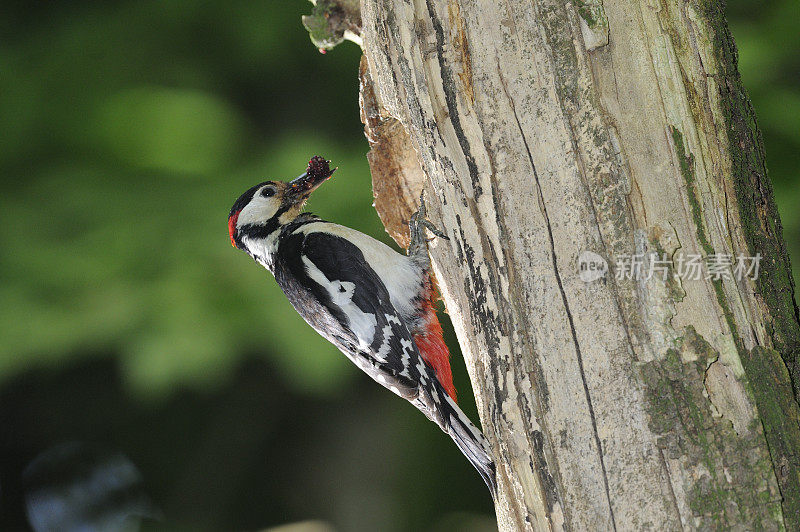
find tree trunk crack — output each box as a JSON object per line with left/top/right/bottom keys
{"left": 500, "top": 66, "right": 619, "bottom": 531}
{"left": 658, "top": 447, "right": 686, "bottom": 531}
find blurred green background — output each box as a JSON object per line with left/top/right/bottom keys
{"left": 0, "top": 1, "right": 797, "bottom": 530}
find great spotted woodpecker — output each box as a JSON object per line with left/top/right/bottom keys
{"left": 228, "top": 156, "right": 496, "bottom": 498}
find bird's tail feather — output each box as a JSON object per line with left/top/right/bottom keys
{"left": 442, "top": 395, "right": 497, "bottom": 500}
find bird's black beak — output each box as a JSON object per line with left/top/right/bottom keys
{"left": 288, "top": 155, "right": 336, "bottom": 203}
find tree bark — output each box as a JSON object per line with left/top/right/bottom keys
{"left": 311, "top": 0, "right": 800, "bottom": 529}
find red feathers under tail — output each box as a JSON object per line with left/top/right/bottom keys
{"left": 413, "top": 285, "right": 457, "bottom": 402}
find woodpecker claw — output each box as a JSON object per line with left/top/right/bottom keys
{"left": 409, "top": 190, "right": 449, "bottom": 260}
{"left": 422, "top": 219, "right": 449, "bottom": 240}
{"left": 417, "top": 190, "right": 427, "bottom": 218}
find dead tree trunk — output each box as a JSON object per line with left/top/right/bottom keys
{"left": 308, "top": 0, "right": 800, "bottom": 529}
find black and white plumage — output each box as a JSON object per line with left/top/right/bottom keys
{"left": 228, "top": 156, "right": 496, "bottom": 498}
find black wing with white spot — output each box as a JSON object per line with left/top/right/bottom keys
{"left": 274, "top": 230, "right": 424, "bottom": 398}
{"left": 273, "top": 228, "right": 496, "bottom": 498}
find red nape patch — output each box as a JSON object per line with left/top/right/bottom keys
{"left": 413, "top": 295, "right": 457, "bottom": 402}
{"left": 228, "top": 211, "right": 240, "bottom": 247}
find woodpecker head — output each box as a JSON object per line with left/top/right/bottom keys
{"left": 228, "top": 156, "right": 335, "bottom": 250}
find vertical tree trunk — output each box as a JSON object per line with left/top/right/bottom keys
{"left": 314, "top": 0, "right": 800, "bottom": 529}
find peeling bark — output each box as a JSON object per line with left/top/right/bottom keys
{"left": 359, "top": 56, "right": 425, "bottom": 248}
{"left": 306, "top": 0, "right": 800, "bottom": 529}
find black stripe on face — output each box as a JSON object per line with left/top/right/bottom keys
{"left": 239, "top": 203, "right": 291, "bottom": 241}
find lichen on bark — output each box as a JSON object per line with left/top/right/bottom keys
{"left": 700, "top": 0, "right": 800, "bottom": 402}
{"left": 666, "top": 3, "right": 800, "bottom": 526}
{"left": 641, "top": 327, "right": 781, "bottom": 528}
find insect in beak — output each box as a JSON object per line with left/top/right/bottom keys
{"left": 288, "top": 155, "right": 336, "bottom": 202}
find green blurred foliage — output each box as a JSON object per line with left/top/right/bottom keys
{"left": 0, "top": 0, "right": 384, "bottom": 399}
{"left": 0, "top": 0, "right": 797, "bottom": 530}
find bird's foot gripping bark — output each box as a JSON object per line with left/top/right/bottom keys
{"left": 408, "top": 191, "right": 449, "bottom": 263}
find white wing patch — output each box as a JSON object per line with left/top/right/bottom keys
{"left": 331, "top": 280, "right": 355, "bottom": 305}
{"left": 302, "top": 256, "right": 377, "bottom": 350}
{"left": 298, "top": 222, "right": 424, "bottom": 319}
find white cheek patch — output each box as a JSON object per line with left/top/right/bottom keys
{"left": 237, "top": 195, "right": 281, "bottom": 227}
{"left": 302, "top": 256, "right": 377, "bottom": 350}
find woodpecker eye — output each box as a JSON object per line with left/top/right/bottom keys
{"left": 261, "top": 187, "right": 275, "bottom": 198}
